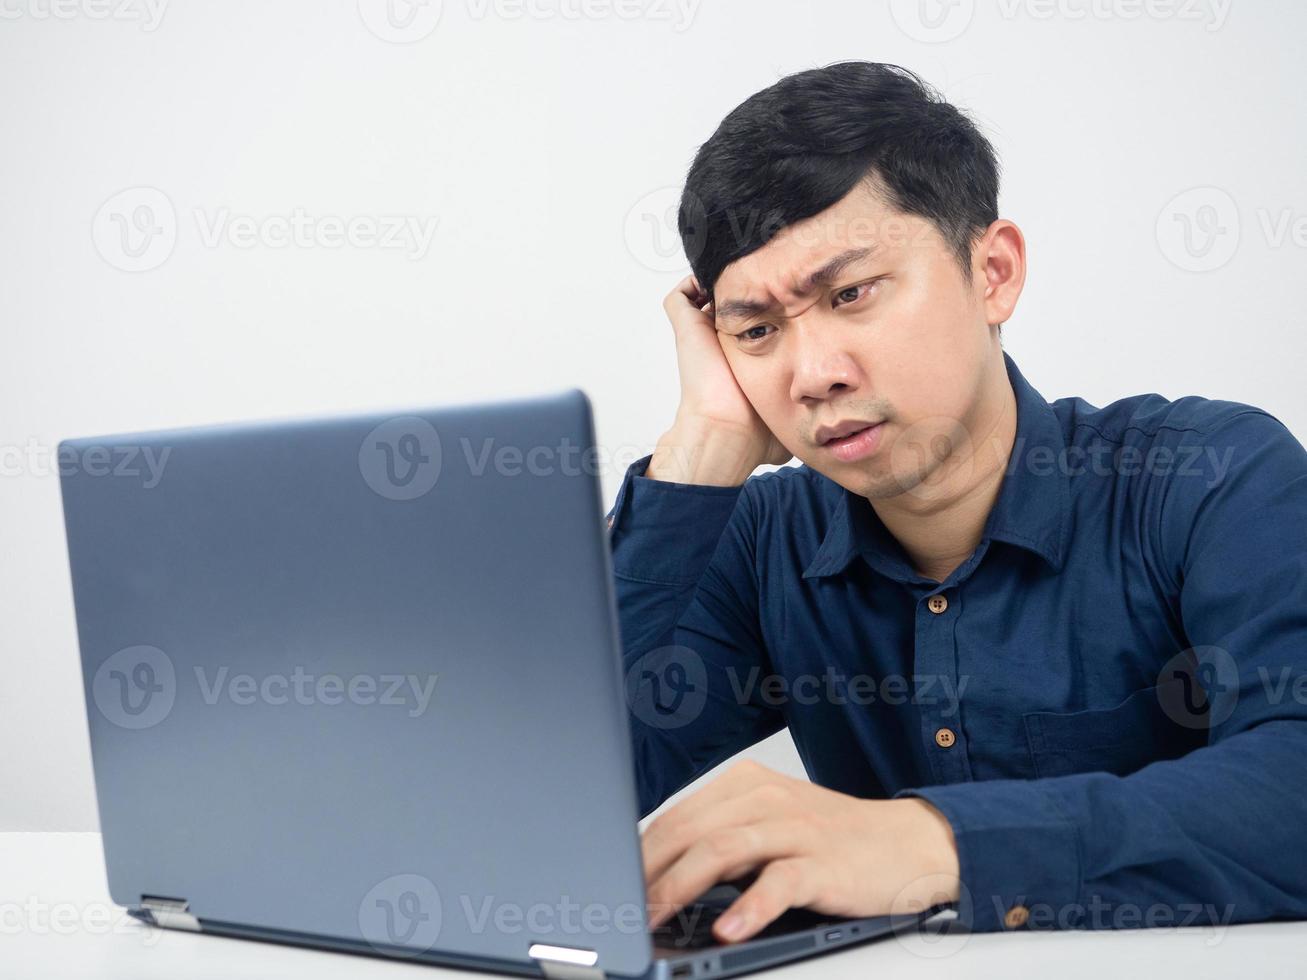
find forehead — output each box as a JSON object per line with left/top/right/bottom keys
{"left": 712, "top": 180, "right": 942, "bottom": 304}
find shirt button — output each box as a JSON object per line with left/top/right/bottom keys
{"left": 1004, "top": 904, "right": 1030, "bottom": 929}
{"left": 927, "top": 594, "right": 948, "bottom": 614}
{"left": 934, "top": 727, "right": 956, "bottom": 748}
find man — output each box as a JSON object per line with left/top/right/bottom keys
{"left": 604, "top": 61, "right": 1307, "bottom": 944}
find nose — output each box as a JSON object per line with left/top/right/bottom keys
{"left": 788, "top": 319, "right": 860, "bottom": 405}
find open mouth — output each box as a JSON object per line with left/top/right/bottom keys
{"left": 823, "top": 424, "right": 874, "bottom": 446}
{"left": 822, "top": 422, "right": 885, "bottom": 462}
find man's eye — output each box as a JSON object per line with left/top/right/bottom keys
{"left": 736, "top": 282, "right": 878, "bottom": 345}
{"left": 738, "top": 324, "right": 775, "bottom": 345}
{"left": 834, "top": 281, "right": 877, "bottom": 306}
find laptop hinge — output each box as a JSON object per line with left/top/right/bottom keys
{"left": 140, "top": 895, "right": 201, "bottom": 932}
{"left": 528, "top": 943, "right": 604, "bottom": 980}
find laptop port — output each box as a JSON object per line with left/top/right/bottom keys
{"left": 671, "top": 964, "right": 693, "bottom": 978}
{"left": 823, "top": 930, "right": 842, "bottom": 942}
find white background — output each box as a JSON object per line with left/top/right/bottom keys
{"left": 1, "top": 0, "right": 1303, "bottom": 831}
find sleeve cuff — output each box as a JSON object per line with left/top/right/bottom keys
{"left": 605, "top": 453, "right": 746, "bottom": 587}
{"left": 894, "top": 779, "right": 1084, "bottom": 932}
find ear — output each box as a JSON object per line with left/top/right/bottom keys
{"left": 972, "top": 220, "right": 1026, "bottom": 326}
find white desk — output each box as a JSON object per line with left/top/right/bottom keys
{"left": 4, "top": 833, "right": 1302, "bottom": 979}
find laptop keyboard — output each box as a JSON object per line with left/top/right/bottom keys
{"left": 653, "top": 901, "right": 727, "bottom": 950}
{"left": 652, "top": 899, "right": 837, "bottom": 950}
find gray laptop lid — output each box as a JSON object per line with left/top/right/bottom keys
{"left": 59, "top": 389, "right": 652, "bottom": 977}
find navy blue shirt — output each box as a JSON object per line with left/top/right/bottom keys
{"left": 604, "top": 351, "right": 1307, "bottom": 932}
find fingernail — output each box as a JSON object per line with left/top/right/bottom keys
{"left": 716, "top": 913, "right": 747, "bottom": 940}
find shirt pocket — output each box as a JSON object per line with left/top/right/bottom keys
{"left": 1022, "top": 682, "right": 1208, "bottom": 779}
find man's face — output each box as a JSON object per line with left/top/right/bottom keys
{"left": 711, "top": 179, "right": 1001, "bottom": 501}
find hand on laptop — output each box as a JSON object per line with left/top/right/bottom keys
{"left": 641, "top": 759, "right": 960, "bottom": 944}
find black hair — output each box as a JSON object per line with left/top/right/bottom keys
{"left": 678, "top": 61, "right": 1000, "bottom": 302}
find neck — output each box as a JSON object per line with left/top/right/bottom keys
{"left": 872, "top": 359, "right": 1017, "bottom": 584}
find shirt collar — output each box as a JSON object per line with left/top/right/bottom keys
{"left": 801, "top": 350, "right": 1071, "bottom": 582}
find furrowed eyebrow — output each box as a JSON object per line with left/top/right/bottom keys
{"left": 714, "top": 245, "right": 877, "bottom": 324}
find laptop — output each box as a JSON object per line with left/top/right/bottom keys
{"left": 58, "top": 388, "right": 945, "bottom": 979}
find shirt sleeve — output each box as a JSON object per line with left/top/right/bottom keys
{"left": 894, "top": 409, "right": 1307, "bottom": 932}
{"left": 606, "top": 454, "right": 787, "bottom": 818}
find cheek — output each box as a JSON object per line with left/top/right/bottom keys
{"left": 886, "top": 276, "right": 983, "bottom": 381}
{"left": 898, "top": 283, "right": 967, "bottom": 348}
{"left": 722, "top": 346, "right": 763, "bottom": 385}
{"left": 898, "top": 249, "right": 974, "bottom": 319}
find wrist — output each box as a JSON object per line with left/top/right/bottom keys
{"left": 647, "top": 417, "right": 761, "bottom": 486}
{"left": 895, "top": 797, "right": 962, "bottom": 902}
